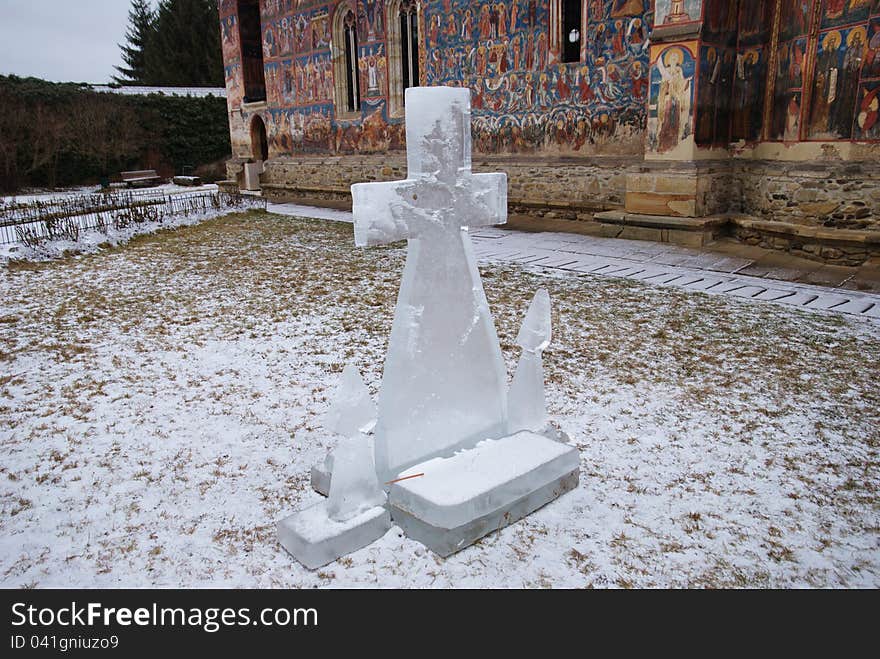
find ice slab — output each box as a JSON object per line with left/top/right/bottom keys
{"left": 277, "top": 501, "right": 391, "bottom": 570}
{"left": 388, "top": 432, "right": 579, "bottom": 555}
{"left": 351, "top": 87, "right": 511, "bottom": 482}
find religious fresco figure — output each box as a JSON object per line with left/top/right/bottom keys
{"left": 809, "top": 31, "right": 843, "bottom": 137}
{"left": 864, "top": 20, "right": 880, "bottom": 79}
{"left": 733, "top": 49, "right": 764, "bottom": 142}
{"left": 855, "top": 85, "right": 880, "bottom": 139}
{"left": 654, "top": 47, "right": 693, "bottom": 152}
{"left": 785, "top": 93, "right": 801, "bottom": 141}
{"left": 627, "top": 18, "right": 648, "bottom": 51}
{"left": 821, "top": 0, "right": 874, "bottom": 29}
{"left": 696, "top": 47, "right": 718, "bottom": 144}
{"left": 831, "top": 28, "right": 867, "bottom": 137}
{"left": 780, "top": 0, "right": 809, "bottom": 41}
{"left": 462, "top": 9, "right": 474, "bottom": 41}
{"left": 631, "top": 60, "right": 649, "bottom": 98}
{"left": 739, "top": 0, "right": 771, "bottom": 43}
{"left": 715, "top": 50, "right": 735, "bottom": 143}
{"left": 704, "top": 0, "right": 739, "bottom": 45}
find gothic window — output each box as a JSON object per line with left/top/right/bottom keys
{"left": 388, "top": 0, "right": 421, "bottom": 118}
{"left": 552, "top": 0, "right": 583, "bottom": 64}
{"left": 237, "top": 0, "right": 266, "bottom": 103}
{"left": 332, "top": 5, "right": 361, "bottom": 118}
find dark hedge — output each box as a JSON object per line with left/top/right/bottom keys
{"left": 0, "top": 76, "right": 231, "bottom": 193}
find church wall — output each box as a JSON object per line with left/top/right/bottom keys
{"left": 219, "top": 0, "right": 655, "bottom": 159}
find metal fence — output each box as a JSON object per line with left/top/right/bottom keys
{"left": 0, "top": 190, "right": 266, "bottom": 246}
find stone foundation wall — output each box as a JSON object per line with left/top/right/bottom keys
{"left": 736, "top": 160, "right": 880, "bottom": 232}
{"left": 625, "top": 161, "right": 740, "bottom": 218}
{"left": 258, "top": 155, "right": 637, "bottom": 217}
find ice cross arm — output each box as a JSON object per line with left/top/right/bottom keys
{"left": 351, "top": 173, "right": 507, "bottom": 247}
{"left": 351, "top": 86, "right": 506, "bottom": 248}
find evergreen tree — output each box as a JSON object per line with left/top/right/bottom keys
{"left": 113, "top": 0, "right": 156, "bottom": 86}
{"left": 144, "top": 0, "right": 224, "bottom": 87}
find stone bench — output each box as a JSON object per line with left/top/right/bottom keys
{"left": 121, "top": 169, "right": 163, "bottom": 188}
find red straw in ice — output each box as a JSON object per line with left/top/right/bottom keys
{"left": 385, "top": 473, "right": 425, "bottom": 485}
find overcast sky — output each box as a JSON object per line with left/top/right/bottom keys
{"left": 0, "top": 0, "right": 146, "bottom": 83}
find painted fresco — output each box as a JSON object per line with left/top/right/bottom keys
{"left": 702, "top": 1, "right": 739, "bottom": 46}
{"left": 820, "top": 0, "right": 874, "bottom": 29}
{"left": 732, "top": 47, "right": 767, "bottom": 141}
{"left": 358, "top": 44, "right": 387, "bottom": 100}
{"left": 779, "top": 0, "right": 811, "bottom": 42}
{"left": 221, "top": 14, "right": 240, "bottom": 63}
{"left": 648, "top": 44, "right": 696, "bottom": 153}
{"left": 225, "top": 61, "right": 243, "bottom": 108}
{"left": 225, "top": 0, "right": 656, "bottom": 157}
{"left": 217, "top": 0, "right": 237, "bottom": 17}
{"left": 220, "top": 0, "right": 880, "bottom": 159}
{"left": 853, "top": 80, "right": 880, "bottom": 138}
{"left": 864, "top": 18, "right": 880, "bottom": 78}
{"left": 771, "top": 38, "right": 807, "bottom": 139}
{"left": 696, "top": 45, "right": 735, "bottom": 144}
{"left": 425, "top": 0, "right": 654, "bottom": 155}
{"left": 358, "top": 0, "right": 385, "bottom": 41}
{"left": 808, "top": 25, "right": 868, "bottom": 138}
{"left": 737, "top": 0, "right": 775, "bottom": 46}
{"left": 654, "top": 0, "right": 702, "bottom": 26}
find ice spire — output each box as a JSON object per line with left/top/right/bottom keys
{"left": 508, "top": 289, "right": 552, "bottom": 433}
{"left": 324, "top": 364, "right": 377, "bottom": 438}
{"left": 323, "top": 365, "right": 384, "bottom": 522}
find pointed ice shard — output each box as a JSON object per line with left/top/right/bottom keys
{"left": 324, "top": 364, "right": 376, "bottom": 438}
{"left": 515, "top": 288, "right": 552, "bottom": 353}
{"left": 326, "top": 436, "right": 385, "bottom": 522}
{"left": 508, "top": 289, "right": 552, "bottom": 433}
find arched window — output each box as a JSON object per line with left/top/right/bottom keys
{"left": 237, "top": 0, "right": 266, "bottom": 103}
{"left": 551, "top": 0, "right": 582, "bottom": 64}
{"left": 387, "top": 0, "right": 421, "bottom": 118}
{"left": 332, "top": 5, "right": 361, "bottom": 119}
{"left": 250, "top": 115, "right": 268, "bottom": 161}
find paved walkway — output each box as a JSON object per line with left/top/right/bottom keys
{"left": 267, "top": 202, "right": 880, "bottom": 323}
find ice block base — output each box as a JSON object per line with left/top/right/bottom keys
{"left": 388, "top": 432, "right": 579, "bottom": 557}
{"left": 277, "top": 501, "right": 391, "bottom": 570}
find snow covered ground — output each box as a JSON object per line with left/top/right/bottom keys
{"left": 1, "top": 211, "right": 878, "bottom": 588}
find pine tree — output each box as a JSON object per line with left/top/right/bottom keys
{"left": 113, "top": 0, "right": 157, "bottom": 86}
{"left": 144, "top": 0, "right": 224, "bottom": 87}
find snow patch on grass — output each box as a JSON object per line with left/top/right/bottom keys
{"left": 1, "top": 212, "right": 877, "bottom": 588}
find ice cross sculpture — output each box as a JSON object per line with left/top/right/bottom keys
{"left": 351, "top": 87, "right": 509, "bottom": 481}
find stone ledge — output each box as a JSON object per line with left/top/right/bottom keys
{"left": 594, "top": 210, "right": 726, "bottom": 247}
{"left": 650, "top": 22, "right": 703, "bottom": 43}
{"left": 595, "top": 210, "right": 728, "bottom": 231}
{"left": 732, "top": 216, "right": 880, "bottom": 246}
